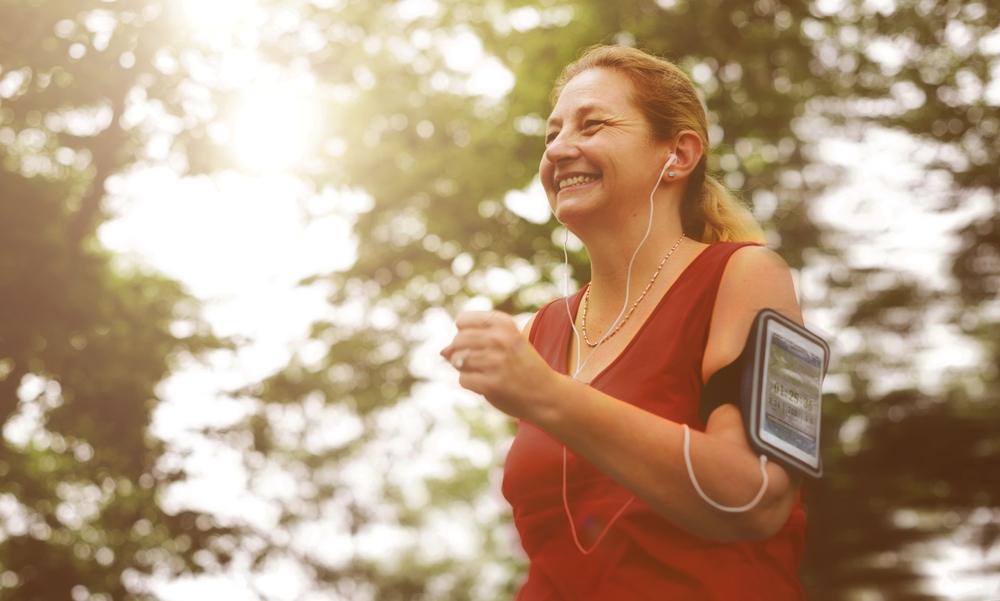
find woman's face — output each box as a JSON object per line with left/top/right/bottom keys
{"left": 540, "top": 68, "right": 669, "bottom": 229}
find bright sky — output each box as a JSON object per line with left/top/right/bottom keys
{"left": 83, "top": 0, "right": 1000, "bottom": 598}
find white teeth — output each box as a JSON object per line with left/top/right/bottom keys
{"left": 558, "top": 175, "right": 597, "bottom": 190}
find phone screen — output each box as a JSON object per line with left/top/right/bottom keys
{"left": 758, "top": 320, "right": 824, "bottom": 469}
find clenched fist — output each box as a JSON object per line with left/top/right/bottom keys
{"left": 440, "top": 311, "right": 560, "bottom": 421}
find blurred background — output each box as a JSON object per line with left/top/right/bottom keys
{"left": 1, "top": 0, "right": 998, "bottom": 599}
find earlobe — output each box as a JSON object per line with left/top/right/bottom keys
{"left": 664, "top": 153, "right": 678, "bottom": 178}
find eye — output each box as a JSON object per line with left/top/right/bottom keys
{"left": 545, "top": 131, "right": 559, "bottom": 145}
{"left": 583, "top": 120, "right": 605, "bottom": 131}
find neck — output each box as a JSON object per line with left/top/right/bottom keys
{"left": 582, "top": 208, "right": 686, "bottom": 301}
{"left": 570, "top": 213, "right": 686, "bottom": 356}
{"left": 559, "top": 171, "right": 687, "bottom": 311}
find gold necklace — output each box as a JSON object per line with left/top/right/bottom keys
{"left": 580, "top": 234, "right": 685, "bottom": 348}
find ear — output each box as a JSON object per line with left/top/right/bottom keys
{"left": 661, "top": 130, "right": 704, "bottom": 183}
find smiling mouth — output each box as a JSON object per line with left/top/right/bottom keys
{"left": 558, "top": 175, "right": 600, "bottom": 190}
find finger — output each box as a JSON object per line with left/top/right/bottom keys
{"left": 457, "top": 369, "right": 487, "bottom": 395}
{"left": 450, "top": 328, "right": 496, "bottom": 351}
{"left": 456, "top": 310, "right": 508, "bottom": 328}
{"left": 441, "top": 323, "right": 490, "bottom": 358}
{"left": 452, "top": 349, "right": 488, "bottom": 373}
{"left": 449, "top": 348, "right": 471, "bottom": 370}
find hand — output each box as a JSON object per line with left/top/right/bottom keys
{"left": 440, "top": 311, "right": 558, "bottom": 420}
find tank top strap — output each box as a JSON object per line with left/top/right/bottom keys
{"left": 675, "top": 240, "right": 763, "bottom": 336}
{"left": 528, "top": 241, "right": 759, "bottom": 377}
{"left": 529, "top": 290, "right": 585, "bottom": 374}
{"left": 630, "top": 240, "right": 761, "bottom": 376}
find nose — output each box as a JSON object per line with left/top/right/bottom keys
{"left": 543, "top": 129, "right": 582, "bottom": 165}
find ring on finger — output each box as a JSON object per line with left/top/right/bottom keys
{"left": 451, "top": 349, "right": 471, "bottom": 370}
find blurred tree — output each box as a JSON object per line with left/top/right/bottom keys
{"left": 0, "top": 1, "right": 235, "bottom": 599}
{"left": 794, "top": 1, "right": 1000, "bottom": 599}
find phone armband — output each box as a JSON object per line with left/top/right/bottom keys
{"left": 700, "top": 310, "right": 830, "bottom": 479}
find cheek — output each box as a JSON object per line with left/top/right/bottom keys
{"left": 539, "top": 159, "right": 556, "bottom": 195}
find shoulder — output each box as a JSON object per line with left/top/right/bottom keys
{"left": 520, "top": 296, "right": 559, "bottom": 341}
{"left": 523, "top": 288, "right": 586, "bottom": 339}
{"left": 521, "top": 312, "right": 538, "bottom": 340}
{"left": 718, "top": 244, "right": 802, "bottom": 326}
{"left": 520, "top": 293, "right": 565, "bottom": 339}
{"left": 726, "top": 244, "right": 792, "bottom": 280}
{"left": 702, "top": 245, "right": 801, "bottom": 380}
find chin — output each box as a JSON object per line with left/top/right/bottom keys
{"left": 552, "top": 204, "right": 596, "bottom": 234}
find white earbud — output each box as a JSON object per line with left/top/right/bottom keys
{"left": 665, "top": 153, "right": 678, "bottom": 178}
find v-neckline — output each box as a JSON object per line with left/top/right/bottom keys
{"left": 562, "top": 243, "right": 718, "bottom": 386}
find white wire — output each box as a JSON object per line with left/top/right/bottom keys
{"left": 550, "top": 156, "right": 766, "bottom": 555}
{"left": 557, "top": 159, "right": 673, "bottom": 554}
{"left": 564, "top": 160, "right": 672, "bottom": 379}
{"left": 562, "top": 446, "right": 635, "bottom": 554}
{"left": 682, "top": 424, "right": 769, "bottom": 513}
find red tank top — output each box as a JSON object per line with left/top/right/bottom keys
{"left": 501, "top": 242, "right": 808, "bottom": 600}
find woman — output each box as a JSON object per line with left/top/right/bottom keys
{"left": 442, "top": 45, "right": 807, "bottom": 600}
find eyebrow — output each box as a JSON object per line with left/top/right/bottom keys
{"left": 546, "top": 102, "right": 611, "bottom": 128}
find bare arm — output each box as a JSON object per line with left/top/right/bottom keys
{"left": 443, "top": 247, "right": 803, "bottom": 541}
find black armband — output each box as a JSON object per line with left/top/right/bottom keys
{"left": 698, "top": 310, "right": 830, "bottom": 479}
{"left": 698, "top": 353, "right": 746, "bottom": 425}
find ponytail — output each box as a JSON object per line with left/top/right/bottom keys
{"left": 682, "top": 156, "right": 765, "bottom": 243}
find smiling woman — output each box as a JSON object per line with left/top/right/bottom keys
{"left": 442, "top": 45, "right": 810, "bottom": 600}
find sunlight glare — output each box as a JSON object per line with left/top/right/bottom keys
{"left": 232, "top": 87, "right": 322, "bottom": 172}
{"left": 178, "top": 0, "right": 254, "bottom": 33}
{"left": 441, "top": 31, "right": 483, "bottom": 72}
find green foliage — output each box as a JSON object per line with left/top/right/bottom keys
{"left": 794, "top": 1, "right": 1000, "bottom": 598}
{"left": 0, "top": 1, "right": 235, "bottom": 598}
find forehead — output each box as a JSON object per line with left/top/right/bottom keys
{"left": 548, "top": 68, "right": 637, "bottom": 125}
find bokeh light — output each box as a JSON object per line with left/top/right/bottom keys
{"left": 177, "top": 0, "right": 256, "bottom": 34}
{"left": 231, "top": 87, "right": 323, "bottom": 172}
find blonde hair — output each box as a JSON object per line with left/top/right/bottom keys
{"left": 552, "top": 45, "right": 765, "bottom": 244}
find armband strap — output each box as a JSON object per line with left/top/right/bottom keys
{"left": 698, "top": 355, "right": 743, "bottom": 424}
